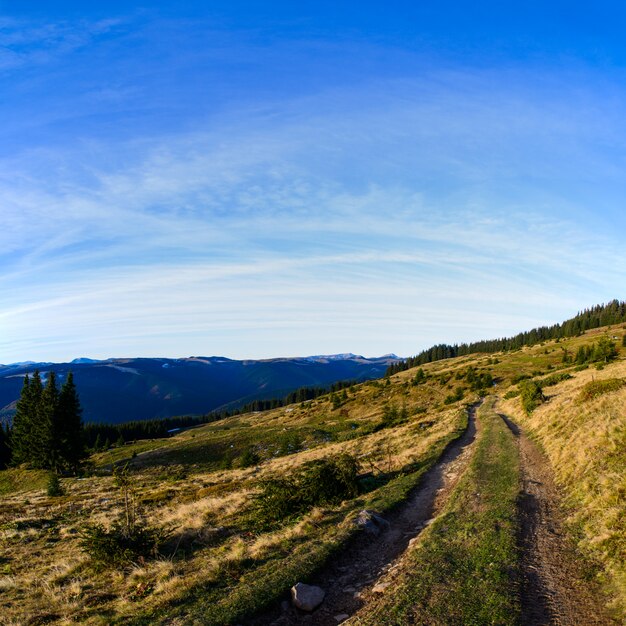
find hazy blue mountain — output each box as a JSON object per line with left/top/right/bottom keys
{"left": 0, "top": 354, "right": 399, "bottom": 424}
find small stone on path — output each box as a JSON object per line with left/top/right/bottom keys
{"left": 354, "top": 510, "right": 390, "bottom": 536}
{"left": 291, "top": 582, "right": 325, "bottom": 612}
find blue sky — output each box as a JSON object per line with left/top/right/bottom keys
{"left": 1, "top": 1, "right": 626, "bottom": 362}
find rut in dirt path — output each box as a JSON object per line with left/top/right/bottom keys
{"left": 499, "top": 412, "right": 617, "bottom": 626}
{"left": 249, "top": 403, "right": 481, "bottom": 626}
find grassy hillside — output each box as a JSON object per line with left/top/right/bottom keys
{"left": 0, "top": 366, "right": 473, "bottom": 624}
{"left": 501, "top": 357, "right": 626, "bottom": 618}
{"left": 0, "top": 324, "right": 624, "bottom": 624}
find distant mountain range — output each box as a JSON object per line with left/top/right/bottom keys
{"left": 0, "top": 354, "right": 400, "bottom": 425}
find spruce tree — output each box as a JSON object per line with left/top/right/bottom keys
{"left": 11, "top": 371, "right": 43, "bottom": 466}
{"left": 35, "top": 372, "right": 59, "bottom": 470}
{"left": 57, "top": 372, "right": 86, "bottom": 473}
{"left": 10, "top": 374, "right": 32, "bottom": 465}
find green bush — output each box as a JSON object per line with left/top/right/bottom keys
{"left": 412, "top": 368, "right": 427, "bottom": 385}
{"left": 375, "top": 403, "right": 409, "bottom": 430}
{"left": 238, "top": 445, "right": 260, "bottom": 468}
{"left": 46, "top": 473, "right": 64, "bottom": 497}
{"left": 81, "top": 462, "right": 169, "bottom": 568}
{"left": 578, "top": 378, "right": 625, "bottom": 402}
{"left": 277, "top": 432, "right": 302, "bottom": 456}
{"left": 80, "top": 521, "right": 167, "bottom": 568}
{"left": 519, "top": 380, "right": 545, "bottom": 414}
{"left": 250, "top": 454, "right": 360, "bottom": 528}
{"left": 444, "top": 387, "right": 464, "bottom": 405}
{"left": 540, "top": 372, "right": 572, "bottom": 387}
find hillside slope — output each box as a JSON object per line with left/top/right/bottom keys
{"left": 0, "top": 326, "right": 624, "bottom": 624}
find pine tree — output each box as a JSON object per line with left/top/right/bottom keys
{"left": 57, "top": 373, "right": 86, "bottom": 473}
{"left": 11, "top": 374, "right": 32, "bottom": 465}
{"left": 11, "top": 371, "right": 43, "bottom": 466}
{"left": 594, "top": 336, "right": 617, "bottom": 363}
{"left": 35, "top": 372, "right": 59, "bottom": 470}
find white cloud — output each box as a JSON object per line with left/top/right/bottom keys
{"left": 2, "top": 56, "right": 626, "bottom": 362}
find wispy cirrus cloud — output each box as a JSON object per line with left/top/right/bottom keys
{"left": 1, "top": 12, "right": 626, "bottom": 362}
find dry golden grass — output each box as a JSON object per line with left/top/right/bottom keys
{"left": 0, "top": 371, "right": 467, "bottom": 625}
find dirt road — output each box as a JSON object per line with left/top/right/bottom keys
{"left": 500, "top": 413, "right": 616, "bottom": 625}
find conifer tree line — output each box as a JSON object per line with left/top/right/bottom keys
{"left": 9, "top": 370, "right": 86, "bottom": 474}
{"left": 387, "top": 299, "right": 626, "bottom": 375}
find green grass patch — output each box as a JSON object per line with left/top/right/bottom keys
{"left": 357, "top": 399, "right": 520, "bottom": 626}
{"left": 0, "top": 467, "right": 49, "bottom": 495}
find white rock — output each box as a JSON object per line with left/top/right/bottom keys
{"left": 291, "top": 582, "right": 325, "bottom": 612}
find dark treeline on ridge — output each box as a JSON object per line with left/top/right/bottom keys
{"left": 83, "top": 379, "right": 357, "bottom": 449}
{"left": 387, "top": 300, "right": 626, "bottom": 375}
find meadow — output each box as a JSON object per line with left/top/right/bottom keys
{"left": 1, "top": 326, "right": 624, "bottom": 624}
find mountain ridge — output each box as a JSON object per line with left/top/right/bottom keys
{"left": 0, "top": 353, "right": 399, "bottom": 425}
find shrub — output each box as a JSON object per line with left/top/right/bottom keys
{"left": 540, "top": 372, "right": 572, "bottom": 387}
{"left": 80, "top": 521, "right": 167, "bottom": 568}
{"left": 412, "top": 368, "right": 427, "bottom": 385}
{"left": 251, "top": 454, "right": 359, "bottom": 528}
{"left": 80, "top": 462, "right": 170, "bottom": 568}
{"left": 444, "top": 387, "right": 464, "bottom": 405}
{"left": 46, "top": 473, "right": 64, "bottom": 497}
{"left": 375, "top": 403, "right": 409, "bottom": 430}
{"left": 239, "top": 445, "right": 260, "bottom": 468}
{"left": 519, "top": 380, "right": 545, "bottom": 414}
{"left": 278, "top": 432, "right": 302, "bottom": 456}
{"left": 578, "top": 378, "right": 625, "bottom": 403}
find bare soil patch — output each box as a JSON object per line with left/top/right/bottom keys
{"left": 249, "top": 403, "right": 480, "bottom": 625}
{"left": 500, "top": 413, "right": 617, "bottom": 625}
